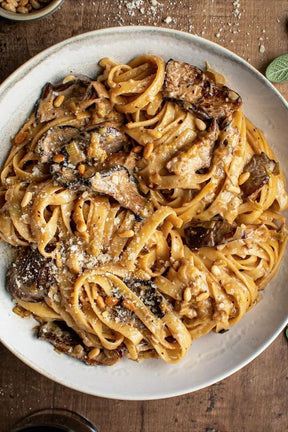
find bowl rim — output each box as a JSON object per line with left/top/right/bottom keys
{"left": 1, "top": 25, "right": 287, "bottom": 109}
{"left": 0, "top": 26, "right": 287, "bottom": 400}
{"left": 0, "top": 0, "right": 64, "bottom": 21}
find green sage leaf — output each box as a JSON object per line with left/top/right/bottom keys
{"left": 265, "top": 54, "right": 288, "bottom": 83}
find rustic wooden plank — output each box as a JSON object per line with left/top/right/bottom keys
{"left": 0, "top": 333, "right": 287, "bottom": 432}
{"left": 0, "top": 1, "right": 287, "bottom": 431}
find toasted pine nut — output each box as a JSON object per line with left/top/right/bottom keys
{"left": 54, "top": 94, "right": 65, "bottom": 108}
{"left": 19, "top": 0, "right": 29, "bottom": 6}
{"left": 143, "top": 142, "right": 154, "bottom": 159}
{"left": 152, "top": 130, "right": 162, "bottom": 139}
{"left": 96, "top": 295, "right": 105, "bottom": 310}
{"left": 118, "top": 229, "right": 135, "bottom": 238}
{"left": 53, "top": 154, "right": 65, "bottom": 163}
{"left": 195, "top": 118, "right": 207, "bottom": 131}
{"left": 105, "top": 296, "right": 119, "bottom": 307}
{"left": 196, "top": 292, "right": 209, "bottom": 302}
{"left": 122, "top": 299, "right": 136, "bottom": 311}
{"left": 63, "top": 75, "right": 76, "bottom": 84}
{"left": 30, "top": 0, "right": 41, "bottom": 9}
{"left": 132, "top": 145, "right": 143, "bottom": 153}
{"left": 228, "top": 90, "right": 239, "bottom": 101}
{"left": 73, "top": 345, "right": 84, "bottom": 356}
{"left": 239, "top": 171, "right": 250, "bottom": 185}
{"left": 211, "top": 265, "right": 221, "bottom": 276}
{"left": 14, "top": 131, "right": 28, "bottom": 145}
{"left": 183, "top": 287, "right": 192, "bottom": 302}
{"left": 88, "top": 347, "right": 100, "bottom": 359}
{"left": 77, "top": 163, "right": 86, "bottom": 175}
{"left": 21, "top": 191, "right": 33, "bottom": 208}
{"left": 76, "top": 221, "right": 87, "bottom": 233}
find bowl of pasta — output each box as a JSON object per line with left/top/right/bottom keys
{"left": 0, "top": 27, "right": 287, "bottom": 400}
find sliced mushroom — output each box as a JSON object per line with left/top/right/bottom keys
{"left": 37, "top": 321, "right": 125, "bottom": 366}
{"left": 163, "top": 60, "right": 242, "bottom": 121}
{"left": 166, "top": 119, "right": 217, "bottom": 175}
{"left": 35, "top": 75, "right": 98, "bottom": 124}
{"left": 51, "top": 160, "right": 147, "bottom": 215}
{"left": 49, "top": 124, "right": 147, "bottom": 215}
{"left": 36, "top": 126, "right": 80, "bottom": 163}
{"left": 102, "top": 151, "right": 137, "bottom": 172}
{"left": 90, "top": 166, "right": 147, "bottom": 216}
{"left": 241, "top": 152, "right": 279, "bottom": 199}
{"left": 74, "top": 123, "right": 131, "bottom": 156}
{"left": 49, "top": 124, "right": 129, "bottom": 184}
{"left": 47, "top": 124, "right": 130, "bottom": 169}
{"left": 185, "top": 219, "right": 236, "bottom": 249}
{"left": 6, "top": 247, "right": 54, "bottom": 302}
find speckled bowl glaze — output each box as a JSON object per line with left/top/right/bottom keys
{"left": 0, "top": 27, "right": 287, "bottom": 400}
{"left": 0, "top": 0, "right": 64, "bottom": 21}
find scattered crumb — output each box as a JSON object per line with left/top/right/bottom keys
{"left": 232, "top": 0, "right": 241, "bottom": 19}
{"left": 259, "top": 44, "right": 265, "bottom": 54}
{"left": 163, "top": 16, "right": 172, "bottom": 24}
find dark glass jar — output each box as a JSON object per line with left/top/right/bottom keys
{"left": 10, "top": 409, "right": 98, "bottom": 432}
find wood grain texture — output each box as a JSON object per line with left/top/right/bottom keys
{"left": 0, "top": 1, "right": 287, "bottom": 431}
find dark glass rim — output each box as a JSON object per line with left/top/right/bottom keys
{"left": 10, "top": 409, "right": 97, "bottom": 432}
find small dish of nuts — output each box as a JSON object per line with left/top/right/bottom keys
{"left": 0, "top": 0, "right": 64, "bottom": 20}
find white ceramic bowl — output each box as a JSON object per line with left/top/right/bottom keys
{"left": 0, "top": 0, "right": 64, "bottom": 21}
{"left": 0, "top": 27, "right": 287, "bottom": 400}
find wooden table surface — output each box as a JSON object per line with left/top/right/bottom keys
{"left": 0, "top": 1, "right": 287, "bottom": 431}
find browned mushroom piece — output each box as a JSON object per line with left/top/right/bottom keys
{"left": 90, "top": 166, "right": 147, "bottom": 216}
{"left": 50, "top": 124, "right": 148, "bottom": 216}
{"left": 184, "top": 219, "right": 236, "bottom": 250}
{"left": 37, "top": 321, "right": 126, "bottom": 366}
{"left": 73, "top": 123, "right": 131, "bottom": 157}
{"left": 35, "top": 75, "right": 98, "bottom": 124}
{"left": 51, "top": 160, "right": 147, "bottom": 216}
{"left": 103, "top": 151, "right": 136, "bottom": 172}
{"left": 36, "top": 126, "right": 80, "bottom": 163}
{"left": 240, "top": 152, "right": 279, "bottom": 199}
{"left": 163, "top": 60, "right": 242, "bottom": 121}
{"left": 166, "top": 118, "right": 218, "bottom": 175}
{"left": 49, "top": 124, "right": 129, "bottom": 185}
{"left": 6, "top": 247, "right": 55, "bottom": 302}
